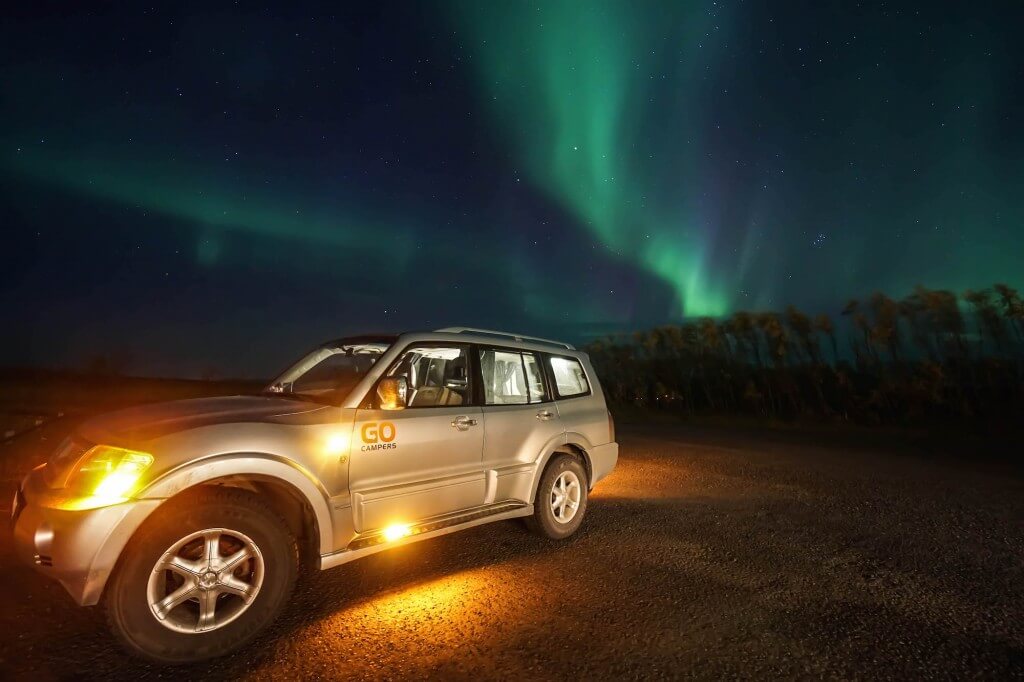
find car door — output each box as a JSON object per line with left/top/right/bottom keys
{"left": 476, "top": 347, "right": 565, "bottom": 504}
{"left": 349, "top": 343, "right": 485, "bottom": 533}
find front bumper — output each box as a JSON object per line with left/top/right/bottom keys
{"left": 11, "top": 468, "right": 162, "bottom": 605}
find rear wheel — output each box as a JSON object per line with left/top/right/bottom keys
{"left": 525, "top": 453, "right": 588, "bottom": 539}
{"left": 105, "top": 487, "right": 298, "bottom": 663}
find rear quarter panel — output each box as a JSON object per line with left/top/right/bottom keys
{"left": 555, "top": 355, "right": 612, "bottom": 450}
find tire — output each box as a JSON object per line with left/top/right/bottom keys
{"left": 525, "top": 453, "right": 588, "bottom": 540}
{"left": 105, "top": 486, "right": 298, "bottom": 664}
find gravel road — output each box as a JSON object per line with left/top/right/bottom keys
{"left": 2, "top": 422, "right": 1022, "bottom": 679}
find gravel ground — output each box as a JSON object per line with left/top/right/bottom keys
{"left": 1, "top": 422, "right": 1022, "bottom": 679}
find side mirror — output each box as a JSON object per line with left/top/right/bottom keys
{"left": 377, "top": 376, "right": 408, "bottom": 410}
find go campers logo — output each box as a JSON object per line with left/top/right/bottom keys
{"left": 360, "top": 421, "right": 398, "bottom": 451}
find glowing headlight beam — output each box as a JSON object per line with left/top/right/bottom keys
{"left": 63, "top": 446, "right": 155, "bottom": 508}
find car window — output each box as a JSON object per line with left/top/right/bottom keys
{"left": 388, "top": 345, "right": 471, "bottom": 407}
{"left": 479, "top": 349, "right": 547, "bottom": 405}
{"left": 549, "top": 356, "right": 590, "bottom": 398}
{"left": 281, "top": 345, "right": 386, "bottom": 403}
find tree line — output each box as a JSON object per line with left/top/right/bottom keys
{"left": 585, "top": 283, "right": 1024, "bottom": 424}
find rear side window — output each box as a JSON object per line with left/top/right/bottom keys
{"left": 548, "top": 356, "right": 590, "bottom": 398}
{"left": 478, "top": 349, "right": 548, "bottom": 405}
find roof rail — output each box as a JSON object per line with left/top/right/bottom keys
{"left": 435, "top": 327, "right": 575, "bottom": 350}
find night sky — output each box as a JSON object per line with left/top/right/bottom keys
{"left": 3, "top": 2, "right": 1023, "bottom": 378}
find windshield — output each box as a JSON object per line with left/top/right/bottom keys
{"left": 265, "top": 341, "right": 392, "bottom": 404}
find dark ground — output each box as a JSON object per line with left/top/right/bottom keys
{"left": 1, "top": 417, "right": 1022, "bottom": 679}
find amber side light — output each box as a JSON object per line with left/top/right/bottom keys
{"left": 382, "top": 523, "right": 412, "bottom": 542}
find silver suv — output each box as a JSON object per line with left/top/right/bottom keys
{"left": 12, "top": 328, "right": 618, "bottom": 662}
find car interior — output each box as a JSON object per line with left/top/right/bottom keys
{"left": 479, "top": 349, "right": 532, "bottom": 405}
{"left": 392, "top": 347, "right": 470, "bottom": 407}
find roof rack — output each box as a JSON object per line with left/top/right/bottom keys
{"left": 435, "top": 327, "right": 575, "bottom": 350}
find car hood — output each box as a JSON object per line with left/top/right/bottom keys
{"left": 77, "top": 395, "right": 327, "bottom": 446}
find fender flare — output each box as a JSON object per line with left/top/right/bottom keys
{"left": 528, "top": 432, "right": 595, "bottom": 503}
{"left": 139, "top": 453, "right": 334, "bottom": 553}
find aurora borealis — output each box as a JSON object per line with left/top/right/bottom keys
{"left": 2, "top": 2, "right": 1023, "bottom": 377}
{"left": 454, "top": 1, "right": 728, "bottom": 315}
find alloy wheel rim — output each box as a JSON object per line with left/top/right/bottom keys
{"left": 146, "top": 527, "right": 264, "bottom": 634}
{"left": 550, "top": 470, "right": 582, "bottom": 524}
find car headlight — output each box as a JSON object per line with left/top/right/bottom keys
{"left": 45, "top": 437, "right": 92, "bottom": 486}
{"left": 66, "top": 445, "right": 154, "bottom": 504}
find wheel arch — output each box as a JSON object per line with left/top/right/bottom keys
{"left": 139, "top": 453, "right": 333, "bottom": 556}
{"left": 562, "top": 442, "right": 593, "bottom": 488}
{"left": 560, "top": 431, "right": 596, "bottom": 487}
{"left": 79, "top": 454, "right": 331, "bottom": 607}
{"left": 529, "top": 433, "right": 595, "bottom": 504}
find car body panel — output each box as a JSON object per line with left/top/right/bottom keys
{"left": 480, "top": 403, "right": 566, "bottom": 501}
{"left": 547, "top": 356, "right": 611, "bottom": 453}
{"left": 76, "top": 395, "right": 327, "bottom": 447}
{"left": 588, "top": 442, "right": 619, "bottom": 485}
{"left": 349, "top": 405, "right": 485, "bottom": 533}
{"left": 140, "top": 453, "right": 338, "bottom": 552}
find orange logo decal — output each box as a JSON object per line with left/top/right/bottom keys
{"left": 361, "top": 421, "right": 396, "bottom": 443}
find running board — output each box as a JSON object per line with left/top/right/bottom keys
{"left": 319, "top": 501, "right": 532, "bottom": 571}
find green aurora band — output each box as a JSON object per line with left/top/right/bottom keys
{"left": 3, "top": 148, "right": 567, "bottom": 320}
{"left": 452, "top": 1, "right": 729, "bottom": 316}
{"left": 7, "top": 150, "right": 417, "bottom": 264}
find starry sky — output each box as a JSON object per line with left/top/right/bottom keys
{"left": 2, "top": 1, "right": 1023, "bottom": 377}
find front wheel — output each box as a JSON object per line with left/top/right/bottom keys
{"left": 525, "top": 453, "right": 588, "bottom": 539}
{"left": 105, "top": 487, "right": 298, "bottom": 663}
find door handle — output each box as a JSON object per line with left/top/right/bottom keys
{"left": 451, "top": 415, "right": 478, "bottom": 430}
{"left": 536, "top": 410, "right": 555, "bottom": 421}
